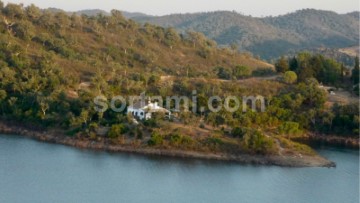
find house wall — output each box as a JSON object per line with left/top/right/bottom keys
{"left": 127, "top": 107, "right": 146, "bottom": 120}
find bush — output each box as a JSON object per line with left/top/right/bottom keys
{"left": 108, "top": 124, "right": 128, "bottom": 138}
{"left": 233, "top": 65, "right": 251, "bottom": 79}
{"left": 252, "top": 68, "right": 275, "bottom": 77}
{"left": 278, "top": 122, "right": 302, "bottom": 136}
{"left": 232, "top": 127, "right": 246, "bottom": 138}
{"left": 243, "top": 130, "right": 276, "bottom": 154}
{"left": 148, "top": 132, "right": 163, "bottom": 146}
{"left": 282, "top": 71, "right": 298, "bottom": 84}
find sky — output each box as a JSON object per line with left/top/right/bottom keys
{"left": 2, "top": 0, "right": 359, "bottom": 17}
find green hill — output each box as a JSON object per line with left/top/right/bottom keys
{"left": 0, "top": 2, "right": 273, "bottom": 82}
{"left": 134, "top": 10, "right": 359, "bottom": 60}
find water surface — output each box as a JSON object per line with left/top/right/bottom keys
{"left": 0, "top": 134, "right": 358, "bottom": 203}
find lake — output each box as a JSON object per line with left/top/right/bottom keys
{"left": 0, "top": 134, "right": 359, "bottom": 203}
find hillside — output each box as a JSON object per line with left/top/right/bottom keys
{"left": 0, "top": 2, "right": 358, "bottom": 163}
{"left": 134, "top": 9, "right": 359, "bottom": 60}
{"left": 0, "top": 3, "right": 273, "bottom": 82}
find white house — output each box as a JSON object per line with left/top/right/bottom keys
{"left": 127, "top": 99, "right": 171, "bottom": 120}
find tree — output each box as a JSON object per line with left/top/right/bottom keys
{"left": 0, "top": 90, "right": 6, "bottom": 101}
{"left": 282, "top": 71, "right": 297, "bottom": 84}
{"left": 352, "top": 56, "right": 359, "bottom": 85}
{"left": 108, "top": 124, "right": 127, "bottom": 138}
{"left": 233, "top": 65, "right": 251, "bottom": 79}
{"left": 164, "top": 27, "right": 180, "bottom": 49}
{"left": 232, "top": 127, "right": 245, "bottom": 138}
{"left": 289, "top": 57, "right": 298, "bottom": 72}
{"left": 55, "top": 11, "right": 71, "bottom": 28}
{"left": 216, "top": 67, "right": 231, "bottom": 80}
{"left": 0, "top": 89, "right": 6, "bottom": 115}
{"left": 12, "top": 20, "right": 35, "bottom": 40}
{"left": 275, "top": 56, "right": 289, "bottom": 73}
{"left": 186, "top": 31, "right": 207, "bottom": 48}
{"left": 25, "top": 4, "right": 42, "bottom": 20}
{"left": 37, "top": 11, "right": 55, "bottom": 30}
{"left": 3, "top": 3, "right": 25, "bottom": 19}
{"left": 278, "top": 122, "right": 302, "bottom": 137}
{"left": 296, "top": 78, "right": 327, "bottom": 108}
{"left": 148, "top": 132, "right": 163, "bottom": 146}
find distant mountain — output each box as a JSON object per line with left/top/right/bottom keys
{"left": 133, "top": 9, "right": 359, "bottom": 60}
{"left": 45, "top": 8, "right": 150, "bottom": 19}
{"left": 74, "top": 9, "right": 110, "bottom": 16}
{"left": 75, "top": 9, "right": 150, "bottom": 19}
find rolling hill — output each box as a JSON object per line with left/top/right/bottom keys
{"left": 133, "top": 9, "right": 359, "bottom": 60}
{"left": 0, "top": 3, "right": 273, "bottom": 82}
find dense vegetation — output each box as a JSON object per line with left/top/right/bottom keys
{"left": 0, "top": 2, "right": 358, "bottom": 156}
{"left": 134, "top": 10, "right": 359, "bottom": 60}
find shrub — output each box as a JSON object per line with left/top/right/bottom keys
{"left": 108, "top": 124, "right": 128, "bottom": 138}
{"left": 278, "top": 122, "right": 302, "bottom": 136}
{"left": 282, "top": 71, "right": 298, "bottom": 84}
{"left": 148, "top": 132, "right": 163, "bottom": 146}
{"left": 232, "top": 127, "right": 246, "bottom": 138}
{"left": 233, "top": 65, "right": 251, "bottom": 79}
{"left": 243, "top": 130, "right": 276, "bottom": 154}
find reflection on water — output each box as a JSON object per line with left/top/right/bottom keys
{"left": 0, "top": 134, "right": 359, "bottom": 203}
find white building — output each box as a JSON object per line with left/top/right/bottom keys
{"left": 127, "top": 99, "right": 171, "bottom": 120}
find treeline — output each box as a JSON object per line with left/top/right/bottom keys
{"left": 276, "top": 53, "right": 346, "bottom": 85}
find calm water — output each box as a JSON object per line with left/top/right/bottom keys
{"left": 0, "top": 134, "right": 359, "bottom": 203}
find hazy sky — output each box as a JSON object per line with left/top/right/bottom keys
{"left": 2, "top": 0, "right": 359, "bottom": 17}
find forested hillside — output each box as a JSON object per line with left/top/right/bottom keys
{"left": 0, "top": 2, "right": 272, "bottom": 81}
{"left": 0, "top": 2, "right": 358, "bottom": 155}
{"left": 134, "top": 9, "right": 359, "bottom": 60}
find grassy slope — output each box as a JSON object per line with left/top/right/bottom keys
{"left": 0, "top": 6, "right": 273, "bottom": 82}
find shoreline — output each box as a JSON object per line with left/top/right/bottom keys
{"left": 293, "top": 134, "right": 360, "bottom": 149}
{"left": 0, "top": 122, "right": 336, "bottom": 168}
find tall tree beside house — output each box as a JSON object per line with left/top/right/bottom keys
{"left": 275, "top": 56, "right": 289, "bottom": 73}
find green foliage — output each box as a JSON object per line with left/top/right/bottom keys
{"left": 296, "top": 79, "right": 327, "bottom": 108}
{"left": 0, "top": 89, "right": 6, "bottom": 100}
{"left": 282, "top": 71, "right": 297, "bottom": 84}
{"left": 3, "top": 3, "right": 25, "bottom": 19}
{"left": 252, "top": 68, "right": 275, "bottom": 77}
{"left": 148, "top": 132, "right": 164, "bottom": 146}
{"left": 205, "top": 136, "right": 224, "bottom": 150}
{"left": 231, "top": 127, "right": 246, "bottom": 138}
{"left": 168, "top": 133, "right": 194, "bottom": 147}
{"left": 317, "top": 104, "right": 360, "bottom": 136}
{"left": 243, "top": 130, "right": 276, "bottom": 154}
{"left": 233, "top": 65, "right": 251, "bottom": 79}
{"left": 278, "top": 122, "right": 302, "bottom": 136}
{"left": 216, "top": 67, "right": 231, "bottom": 80}
{"left": 108, "top": 124, "right": 128, "bottom": 138}
{"left": 288, "top": 53, "right": 342, "bottom": 85}
{"left": 275, "top": 56, "right": 289, "bottom": 73}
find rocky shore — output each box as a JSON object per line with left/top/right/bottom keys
{"left": 0, "top": 121, "right": 336, "bottom": 168}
